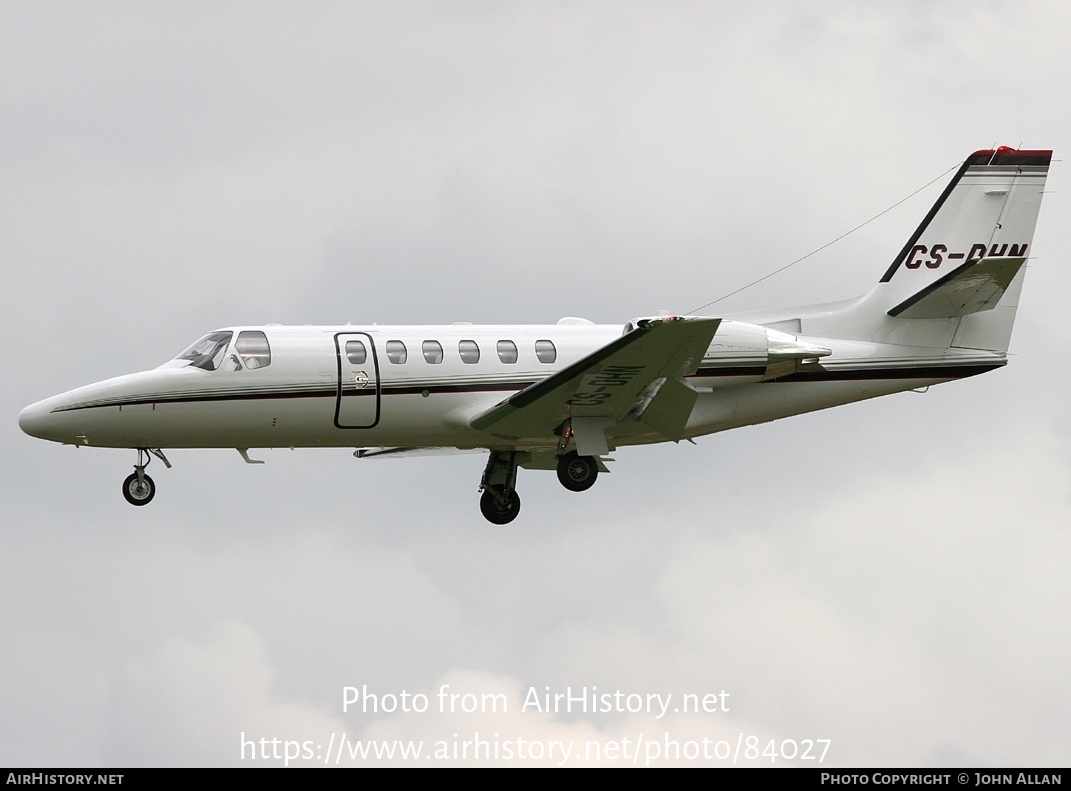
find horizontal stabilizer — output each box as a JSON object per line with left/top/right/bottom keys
{"left": 887, "top": 256, "right": 1026, "bottom": 320}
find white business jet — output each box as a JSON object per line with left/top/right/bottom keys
{"left": 19, "top": 147, "right": 1051, "bottom": 523}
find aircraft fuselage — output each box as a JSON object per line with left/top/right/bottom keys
{"left": 19, "top": 320, "right": 998, "bottom": 453}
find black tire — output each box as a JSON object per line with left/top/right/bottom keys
{"left": 480, "top": 485, "right": 520, "bottom": 525}
{"left": 122, "top": 472, "right": 156, "bottom": 506}
{"left": 556, "top": 451, "right": 598, "bottom": 492}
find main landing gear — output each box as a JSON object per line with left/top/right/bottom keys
{"left": 122, "top": 448, "right": 170, "bottom": 506}
{"left": 478, "top": 449, "right": 601, "bottom": 524}
{"left": 556, "top": 450, "right": 599, "bottom": 492}
{"left": 479, "top": 451, "right": 521, "bottom": 525}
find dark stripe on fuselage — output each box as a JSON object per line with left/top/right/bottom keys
{"left": 48, "top": 363, "right": 1000, "bottom": 414}
{"left": 766, "top": 363, "right": 1002, "bottom": 383}
{"left": 50, "top": 381, "right": 538, "bottom": 413}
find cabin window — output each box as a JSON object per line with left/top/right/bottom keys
{"left": 346, "top": 340, "right": 367, "bottom": 365}
{"left": 236, "top": 331, "right": 271, "bottom": 369}
{"left": 176, "top": 331, "right": 233, "bottom": 371}
{"left": 535, "top": 339, "right": 556, "bottom": 364}
{"left": 386, "top": 340, "right": 407, "bottom": 364}
{"left": 497, "top": 340, "right": 518, "bottom": 364}
{"left": 459, "top": 340, "right": 480, "bottom": 364}
{"left": 422, "top": 340, "right": 444, "bottom": 364}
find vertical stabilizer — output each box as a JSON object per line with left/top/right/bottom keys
{"left": 803, "top": 147, "right": 1054, "bottom": 350}
{"left": 878, "top": 148, "right": 1050, "bottom": 344}
{"left": 881, "top": 149, "right": 1050, "bottom": 284}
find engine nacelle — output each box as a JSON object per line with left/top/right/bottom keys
{"left": 692, "top": 320, "right": 831, "bottom": 386}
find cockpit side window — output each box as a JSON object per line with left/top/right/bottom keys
{"left": 235, "top": 331, "right": 271, "bottom": 369}
{"left": 176, "top": 331, "right": 233, "bottom": 371}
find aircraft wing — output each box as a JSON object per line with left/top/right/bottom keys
{"left": 470, "top": 316, "right": 721, "bottom": 454}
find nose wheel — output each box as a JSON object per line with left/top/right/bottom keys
{"left": 122, "top": 471, "right": 156, "bottom": 506}
{"left": 121, "top": 448, "right": 169, "bottom": 506}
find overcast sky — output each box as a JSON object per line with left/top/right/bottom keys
{"left": 3, "top": 1, "right": 1069, "bottom": 767}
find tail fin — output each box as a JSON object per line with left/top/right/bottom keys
{"left": 874, "top": 147, "right": 1050, "bottom": 350}
{"left": 798, "top": 147, "right": 1054, "bottom": 351}
{"left": 726, "top": 148, "right": 1051, "bottom": 352}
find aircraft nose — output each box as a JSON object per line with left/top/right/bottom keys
{"left": 19, "top": 399, "right": 61, "bottom": 441}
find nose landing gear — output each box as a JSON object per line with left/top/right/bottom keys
{"left": 121, "top": 448, "right": 170, "bottom": 506}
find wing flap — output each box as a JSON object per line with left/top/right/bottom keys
{"left": 624, "top": 375, "right": 699, "bottom": 442}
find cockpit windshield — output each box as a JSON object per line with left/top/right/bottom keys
{"left": 175, "top": 331, "right": 233, "bottom": 371}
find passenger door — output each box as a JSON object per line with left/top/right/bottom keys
{"left": 334, "top": 333, "right": 380, "bottom": 428}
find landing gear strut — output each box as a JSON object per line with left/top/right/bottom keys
{"left": 122, "top": 448, "right": 169, "bottom": 507}
{"left": 556, "top": 450, "right": 599, "bottom": 492}
{"left": 479, "top": 451, "right": 521, "bottom": 524}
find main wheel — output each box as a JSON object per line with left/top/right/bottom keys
{"left": 480, "top": 485, "right": 520, "bottom": 525}
{"left": 122, "top": 472, "right": 156, "bottom": 506}
{"left": 556, "top": 451, "right": 598, "bottom": 492}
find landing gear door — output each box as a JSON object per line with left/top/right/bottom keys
{"left": 335, "top": 333, "right": 380, "bottom": 429}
